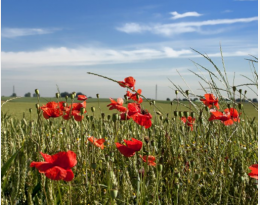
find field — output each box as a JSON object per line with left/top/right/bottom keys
{"left": 1, "top": 58, "right": 258, "bottom": 204}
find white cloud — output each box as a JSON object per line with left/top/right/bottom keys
{"left": 2, "top": 28, "right": 60, "bottom": 38}
{"left": 1, "top": 46, "right": 192, "bottom": 69}
{"left": 116, "top": 17, "right": 258, "bottom": 36}
{"left": 170, "top": 11, "right": 202, "bottom": 20}
{"left": 223, "top": 10, "right": 233, "bottom": 13}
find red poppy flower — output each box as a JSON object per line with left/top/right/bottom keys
{"left": 40, "top": 101, "right": 65, "bottom": 119}
{"left": 127, "top": 103, "right": 152, "bottom": 129}
{"left": 118, "top": 76, "right": 136, "bottom": 90}
{"left": 181, "top": 116, "right": 195, "bottom": 131}
{"left": 30, "top": 151, "right": 77, "bottom": 181}
{"left": 115, "top": 138, "right": 142, "bottom": 157}
{"left": 88, "top": 136, "right": 105, "bottom": 149}
{"left": 77, "top": 95, "right": 87, "bottom": 101}
{"left": 209, "top": 108, "right": 240, "bottom": 126}
{"left": 126, "top": 89, "right": 143, "bottom": 103}
{"left": 63, "top": 101, "right": 87, "bottom": 121}
{"left": 248, "top": 164, "right": 258, "bottom": 180}
{"left": 107, "top": 98, "right": 127, "bottom": 112}
{"left": 200, "top": 94, "right": 219, "bottom": 109}
{"left": 120, "top": 112, "right": 130, "bottom": 120}
{"left": 139, "top": 155, "right": 156, "bottom": 166}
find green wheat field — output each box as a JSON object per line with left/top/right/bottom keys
{"left": 1, "top": 53, "right": 258, "bottom": 205}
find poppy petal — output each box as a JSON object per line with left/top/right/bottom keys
{"left": 30, "top": 162, "right": 54, "bottom": 173}
{"left": 124, "top": 138, "right": 142, "bottom": 152}
{"left": 45, "top": 166, "right": 68, "bottom": 181}
{"left": 63, "top": 169, "right": 75, "bottom": 181}
{"left": 52, "top": 151, "right": 77, "bottom": 169}
{"left": 115, "top": 143, "right": 136, "bottom": 157}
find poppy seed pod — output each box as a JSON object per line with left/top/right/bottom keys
{"left": 29, "top": 108, "right": 32, "bottom": 113}
{"left": 149, "top": 101, "right": 153, "bottom": 106}
{"left": 238, "top": 103, "right": 243, "bottom": 109}
{"left": 171, "top": 101, "right": 173, "bottom": 106}
{"left": 191, "top": 112, "right": 195, "bottom": 118}
{"left": 232, "top": 86, "right": 236, "bottom": 92}
{"left": 160, "top": 116, "right": 164, "bottom": 120}
{"left": 205, "top": 106, "right": 209, "bottom": 112}
{"left": 179, "top": 111, "right": 183, "bottom": 117}
{"left": 35, "top": 89, "right": 39, "bottom": 95}
{"left": 91, "top": 106, "right": 95, "bottom": 112}
{"left": 184, "top": 111, "right": 189, "bottom": 118}
{"left": 56, "top": 93, "right": 60, "bottom": 98}
{"left": 90, "top": 116, "right": 94, "bottom": 121}
{"left": 63, "top": 102, "right": 67, "bottom": 107}
{"left": 238, "top": 89, "right": 242, "bottom": 94}
{"left": 96, "top": 93, "right": 99, "bottom": 98}
{"left": 185, "top": 90, "right": 189, "bottom": 96}
{"left": 101, "top": 112, "right": 105, "bottom": 119}
{"left": 244, "top": 90, "right": 247, "bottom": 95}
{"left": 80, "top": 107, "right": 85, "bottom": 115}
{"left": 86, "top": 115, "right": 90, "bottom": 121}
{"left": 156, "top": 111, "right": 162, "bottom": 116}
{"left": 175, "top": 90, "right": 179, "bottom": 95}
{"left": 174, "top": 111, "right": 178, "bottom": 117}
{"left": 112, "top": 113, "right": 118, "bottom": 122}
{"left": 71, "top": 93, "right": 75, "bottom": 99}
{"left": 35, "top": 103, "right": 40, "bottom": 109}
{"left": 107, "top": 115, "right": 111, "bottom": 120}
{"left": 152, "top": 100, "right": 156, "bottom": 105}
{"left": 65, "top": 95, "right": 68, "bottom": 101}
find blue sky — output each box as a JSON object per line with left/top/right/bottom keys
{"left": 1, "top": 0, "right": 258, "bottom": 100}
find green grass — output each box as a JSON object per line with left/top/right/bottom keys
{"left": 1, "top": 97, "right": 258, "bottom": 120}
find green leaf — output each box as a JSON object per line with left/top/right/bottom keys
{"left": 1, "top": 147, "right": 22, "bottom": 180}
{"left": 32, "top": 182, "right": 41, "bottom": 198}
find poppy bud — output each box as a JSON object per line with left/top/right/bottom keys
{"left": 112, "top": 113, "right": 118, "bottom": 122}
{"left": 96, "top": 93, "right": 99, "bottom": 98}
{"left": 35, "top": 103, "right": 40, "bottom": 109}
{"left": 149, "top": 101, "right": 153, "bottom": 106}
{"left": 174, "top": 111, "right": 178, "bottom": 117}
{"left": 29, "top": 108, "right": 32, "bottom": 113}
{"left": 156, "top": 111, "right": 162, "bottom": 116}
{"left": 65, "top": 95, "right": 68, "bottom": 101}
{"left": 56, "top": 93, "right": 60, "bottom": 98}
{"left": 158, "top": 165, "right": 163, "bottom": 172}
{"left": 80, "top": 107, "right": 85, "bottom": 115}
{"left": 238, "top": 89, "right": 242, "bottom": 94}
{"left": 175, "top": 90, "right": 179, "bottom": 95}
{"left": 205, "top": 106, "right": 209, "bottom": 112}
{"left": 71, "top": 93, "right": 75, "bottom": 99}
{"left": 152, "top": 100, "right": 156, "bottom": 105}
{"left": 232, "top": 86, "right": 236, "bottom": 92}
{"left": 63, "top": 102, "right": 67, "bottom": 107}
{"left": 107, "top": 115, "right": 111, "bottom": 121}
{"left": 179, "top": 111, "right": 183, "bottom": 117}
{"left": 90, "top": 116, "right": 94, "bottom": 121}
{"left": 171, "top": 102, "right": 173, "bottom": 106}
{"left": 35, "top": 89, "right": 39, "bottom": 95}
{"left": 184, "top": 111, "right": 189, "bottom": 118}
{"left": 244, "top": 90, "right": 247, "bottom": 95}
{"left": 91, "top": 106, "right": 95, "bottom": 112}
{"left": 191, "top": 112, "right": 195, "bottom": 118}
{"left": 185, "top": 90, "right": 189, "bottom": 96}
{"left": 227, "top": 104, "right": 231, "bottom": 109}
{"left": 101, "top": 112, "right": 105, "bottom": 119}
{"left": 144, "top": 136, "right": 150, "bottom": 143}
{"left": 160, "top": 116, "right": 163, "bottom": 120}
{"left": 164, "top": 118, "right": 168, "bottom": 124}
{"left": 86, "top": 115, "right": 90, "bottom": 121}
{"left": 110, "top": 189, "right": 118, "bottom": 199}
{"left": 238, "top": 103, "right": 243, "bottom": 109}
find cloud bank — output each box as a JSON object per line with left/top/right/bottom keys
{"left": 2, "top": 28, "right": 60, "bottom": 38}
{"left": 170, "top": 11, "right": 202, "bottom": 20}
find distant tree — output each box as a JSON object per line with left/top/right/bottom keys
{"left": 88, "top": 96, "right": 92, "bottom": 99}
{"left": 24, "top": 92, "right": 31, "bottom": 97}
{"left": 235, "top": 98, "right": 241, "bottom": 102}
{"left": 182, "top": 98, "right": 188, "bottom": 101}
{"left": 10, "top": 93, "right": 17, "bottom": 97}
{"left": 193, "top": 98, "right": 199, "bottom": 101}
{"left": 60, "top": 92, "right": 69, "bottom": 98}
{"left": 76, "top": 92, "right": 84, "bottom": 97}
{"left": 252, "top": 98, "right": 258, "bottom": 103}
{"left": 166, "top": 98, "right": 170, "bottom": 101}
